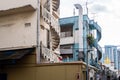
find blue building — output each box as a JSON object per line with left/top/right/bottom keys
{"left": 103, "top": 45, "right": 118, "bottom": 71}
{"left": 117, "top": 49, "right": 120, "bottom": 75}
{"left": 59, "top": 16, "right": 83, "bottom": 62}
{"left": 59, "top": 15, "right": 102, "bottom": 68}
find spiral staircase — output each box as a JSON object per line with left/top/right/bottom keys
{"left": 52, "top": 0, "right": 60, "bottom": 11}
{"left": 88, "top": 20, "right": 102, "bottom": 68}
{"left": 89, "top": 20, "right": 102, "bottom": 61}
{"left": 50, "top": 27, "right": 60, "bottom": 50}
{"left": 41, "top": 0, "right": 60, "bottom": 62}
{"left": 42, "top": 0, "right": 60, "bottom": 50}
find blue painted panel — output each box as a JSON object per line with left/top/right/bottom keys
{"left": 62, "top": 58, "right": 73, "bottom": 62}
{"left": 59, "top": 16, "right": 78, "bottom": 26}
{"left": 73, "top": 43, "right": 79, "bottom": 61}
{"left": 83, "top": 15, "right": 89, "bottom": 23}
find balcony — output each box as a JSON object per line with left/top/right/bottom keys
{"left": 60, "top": 49, "right": 73, "bottom": 54}
{"left": 60, "top": 32, "right": 73, "bottom": 38}
{"left": 60, "top": 32, "right": 74, "bottom": 44}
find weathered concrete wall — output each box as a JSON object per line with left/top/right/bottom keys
{"left": 0, "top": 11, "right": 37, "bottom": 50}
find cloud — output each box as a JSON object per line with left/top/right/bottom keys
{"left": 60, "top": 0, "right": 120, "bottom": 46}
{"left": 90, "top": 0, "right": 112, "bottom": 5}
{"left": 89, "top": 4, "right": 108, "bottom": 13}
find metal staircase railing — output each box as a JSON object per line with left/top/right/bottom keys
{"left": 89, "top": 20, "right": 102, "bottom": 60}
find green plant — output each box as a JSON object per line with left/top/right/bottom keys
{"left": 87, "top": 34, "right": 94, "bottom": 45}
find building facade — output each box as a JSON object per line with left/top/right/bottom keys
{"left": 0, "top": 0, "right": 61, "bottom": 64}
{"left": 117, "top": 49, "right": 120, "bottom": 76}
{"left": 102, "top": 45, "right": 118, "bottom": 73}
{"left": 59, "top": 16, "right": 83, "bottom": 62}
{"left": 59, "top": 14, "right": 102, "bottom": 67}
{"left": 0, "top": 0, "right": 61, "bottom": 79}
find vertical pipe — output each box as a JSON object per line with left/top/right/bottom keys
{"left": 74, "top": 4, "right": 83, "bottom": 61}
{"left": 86, "top": 1, "right": 88, "bottom": 15}
{"left": 50, "top": 0, "right": 53, "bottom": 62}
{"left": 86, "top": 51, "right": 88, "bottom": 80}
{"left": 86, "top": 50, "right": 89, "bottom": 80}
{"left": 86, "top": 50, "right": 92, "bottom": 80}
{"left": 118, "top": 50, "right": 119, "bottom": 75}
{"left": 36, "top": 0, "right": 41, "bottom": 64}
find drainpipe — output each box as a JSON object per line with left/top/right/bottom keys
{"left": 49, "top": 0, "right": 53, "bottom": 62}
{"left": 74, "top": 4, "right": 83, "bottom": 61}
{"left": 36, "top": 0, "right": 41, "bottom": 64}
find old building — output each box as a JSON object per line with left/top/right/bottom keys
{"left": 0, "top": 0, "right": 61, "bottom": 79}
{"left": 0, "top": 0, "right": 61, "bottom": 65}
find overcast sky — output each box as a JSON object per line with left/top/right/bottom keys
{"left": 60, "top": 0, "right": 120, "bottom": 47}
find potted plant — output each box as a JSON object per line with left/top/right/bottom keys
{"left": 87, "top": 34, "right": 94, "bottom": 46}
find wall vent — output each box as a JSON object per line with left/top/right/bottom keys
{"left": 25, "top": 23, "right": 31, "bottom": 27}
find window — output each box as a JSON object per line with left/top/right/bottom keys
{"left": 60, "top": 24, "right": 73, "bottom": 38}
{"left": 60, "top": 45, "right": 72, "bottom": 49}
{"left": 60, "top": 45, "right": 73, "bottom": 55}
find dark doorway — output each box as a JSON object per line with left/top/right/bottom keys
{"left": 0, "top": 73, "right": 7, "bottom": 80}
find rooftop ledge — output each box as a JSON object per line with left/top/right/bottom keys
{"left": 0, "top": 4, "right": 36, "bottom": 17}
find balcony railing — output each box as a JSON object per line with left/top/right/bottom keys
{"left": 89, "top": 20, "right": 102, "bottom": 60}
{"left": 60, "top": 49, "right": 73, "bottom": 54}
{"left": 41, "top": 6, "right": 60, "bottom": 33}
{"left": 41, "top": 43, "right": 58, "bottom": 62}
{"left": 60, "top": 32, "right": 73, "bottom": 38}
